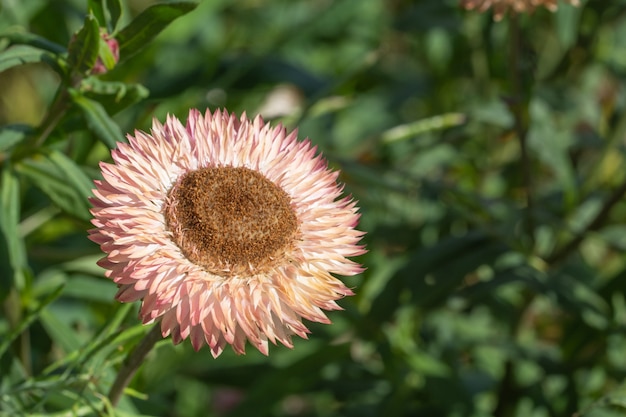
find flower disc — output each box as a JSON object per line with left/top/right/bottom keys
{"left": 165, "top": 166, "right": 298, "bottom": 276}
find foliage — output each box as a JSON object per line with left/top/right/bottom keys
{"left": 1, "top": 0, "right": 626, "bottom": 416}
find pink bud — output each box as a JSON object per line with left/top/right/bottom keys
{"left": 92, "top": 33, "right": 119, "bottom": 75}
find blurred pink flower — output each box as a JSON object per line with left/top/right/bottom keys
{"left": 92, "top": 32, "right": 119, "bottom": 75}
{"left": 89, "top": 109, "right": 366, "bottom": 357}
{"left": 460, "top": 0, "right": 580, "bottom": 20}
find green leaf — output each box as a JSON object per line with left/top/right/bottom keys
{"left": 0, "top": 166, "right": 26, "bottom": 302}
{"left": 0, "top": 124, "right": 34, "bottom": 152}
{"left": 80, "top": 77, "right": 149, "bottom": 114}
{"left": 97, "top": 36, "right": 117, "bottom": 71}
{"left": 0, "top": 45, "right": 57, "bottom": 73}
{"left": 17, "top": 150, "right": 94, "bottom": 220}
{"left": 370, "top": 232, "right": 508, "bottom": 321}
{"left": 39, "top": 305, "right": 83, "bottom": 354}
{"left": 71, "top": 91, "right": 124, "bottom": 148}
{"left": 67, "top": 14, "right": 100, "bottom": 75}
{"left": 88, "top": 0, "right": 123, "bottom": 33}
{"left": 381, "top": 113, "right": 467, "bottom": 144}
{"left": 0, "top": 284, "right": 64, "bottom": 360}
{"left": 106, "top": 0, "right": 123, "bottom": 32}
{"left": 61, "top": 254, "right": 109, "bottom": 276}
{"left": 230, "top": 344, "right": 351, "bottom": 416}
{"left": 528, "top": 98, "right": 577, "bottom": 208}
{"left": 62, "top": 274, "right": 116, "bottom": 303}
{"left": 42, "top": 303, "right": 133, "bottom": 376}
{"left": 0, "top": 31, "right": 66, "bottom": 53}
{"left": 88, "top": 0, "right": 106, "bottom": 27}
{"left": 116, "top": 2, "right": 198, "bottom": 62}
{"left": 411, "top": 238, "right": 508, "bottom": 309}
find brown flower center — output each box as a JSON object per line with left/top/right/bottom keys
{"left": 165, "top": 166, "right": 298, "bottom": 276}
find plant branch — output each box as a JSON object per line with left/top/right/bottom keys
{"left": 107, "top": 324, "right": 162, "bottom": 407}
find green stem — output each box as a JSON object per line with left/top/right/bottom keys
{"left": 508, "top": 14, "right": 534, "bottom": 246}
{"left": 492, "top": 16, "right": 535, "bottom": 417}
{"left": 32, "top": 88, "right": 71, "bottom": 149}
{"left": 1, "top": 287, "right": 31, "bottom": 375}
{"left": 108, "top": 324, "right": 162, "bottom": 407}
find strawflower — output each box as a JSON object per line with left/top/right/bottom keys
{"left": 89, "top": 109, "right": 366, "bottom": 357}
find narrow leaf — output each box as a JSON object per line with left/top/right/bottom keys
{"left": 39, "top": 306, "right": 83, "bottom": 354}
{"left": 0, "top": 124, "right": 34, "bottom": 152}
{"left": 0, "top": 285, "right": 64, "bottom": 359}
{"left": 0, "top": 45, "right": 56, "bottom": 73}
{"left": 98, "top": 36, "right": 117, "bottom": 71}
{"left": 81, "top": 77, "right": 149, "bottom": 114}
{"left": 381, "top": 113, "right": 467, "bottom": 144}
{"left": 67, "top": 14, "right": 100, "bottom": 75}
{"left": 106, "top": 0, "right": 123, "bottom": 32}
{"left": 369, "top": 232, "right": 505, "bottom": 321}
{"left": 87, "top": 0, "right": 106, "bottom": 27}
{"left": 17, "top": 150, "right": 93, "bottom": 220}
{"left": 71, "top": 91, "right": 124, "bottom": 148}
{"left": 0, "top": 31, "right": 66, "bottom": 53}
{"left": 116, "top": 2, "right": 197, "bottom": 62}
{"left": 42, "top": 303, "right": 133, "bottom": 376}
{"left": 63, "top": 274, "right": 116, "bottom": 303}
{"left": 0, "top": 166, "right": 26, "bottom": 301}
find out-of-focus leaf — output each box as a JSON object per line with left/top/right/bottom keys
{"left": 108, "top": 324, "right": 151, "bottom": 348}
{"left": 67, "top": 14, "right": 100, "bottom": 75}
{"left": 0, "top": 0, "right": 48, "bottom": 26}
{"left": 0, "top": 124, "right": 34, "bottom": 153}
{"left": 97, "top": 36, "right": 117, "bottom": 71}
{"left": 548, "top": 264, "right": 610, "bottom": 322}
{"left": 0, "top": 285, "right": 64, "bottom": 359}
{"left": 555, "top": 2, "right": 582, "bottom": 52}
{"left": 106, "top": 0, "right": 123, "bottom": 32}
{"left": 39, "top": 307, "right": 83, "bottom": 354}
{"left": 0, "top": 31, "right": 66, "bottom": 53}
{"left": 80, "top": 77, "right": 149, "bottom": 114}
{"left": 62, "top": 274, "right": 116, "bottom": 303}
{"left": 370, "top": 232, "right": 508, "bottom": 321}
{"left": 71, "top": 91, "right": 124, "bottom": 148}
{"left": 527, "top": 98, "right": 577, "bottom": 207}
{"left": 88, "top": 0, "right": 106, "bottom": 27}
{"left": 61, "top": 254, "right": 108, "bottom": 276}
{"left": 41, "top": 305, "right": 134, "bottom": 380}
{"left": 0, "top": 166, "right": 26, "bottom": 302}
{"left": 116, "top": 2, "right": 198, "bottom": 62}
{"left": 88, "top": 0, "right": 123, "bottom": 33}
{"left": 0, "top": 45, "right": 57, "bottom": 73}
{"left": 17, "top": 150, "right": 93, "bottom": 220}
{"left": 459, "top": 265, "right": 541, "bottom": 303}
{"left": 229, "top": 344, "right": 351, "bottom": 417}
{"left": 412, "top": 240, "right": 509, "bottom": 309}
{"left": 381, "top": 113, "right": 467, "bottom": 144}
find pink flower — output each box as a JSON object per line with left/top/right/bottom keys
{"left": 89, "top": 109, "right": 366, "bottom": 357}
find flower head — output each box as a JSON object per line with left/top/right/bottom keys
{"left": 460, "top": 0, "right": 580, "bottom": 20}
{"left": 89, "top": 109, "right": 366, "bottom": 357}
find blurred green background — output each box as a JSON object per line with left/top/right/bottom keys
{"left": 3, "top": 0, "right": 626, "bottom": 416}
